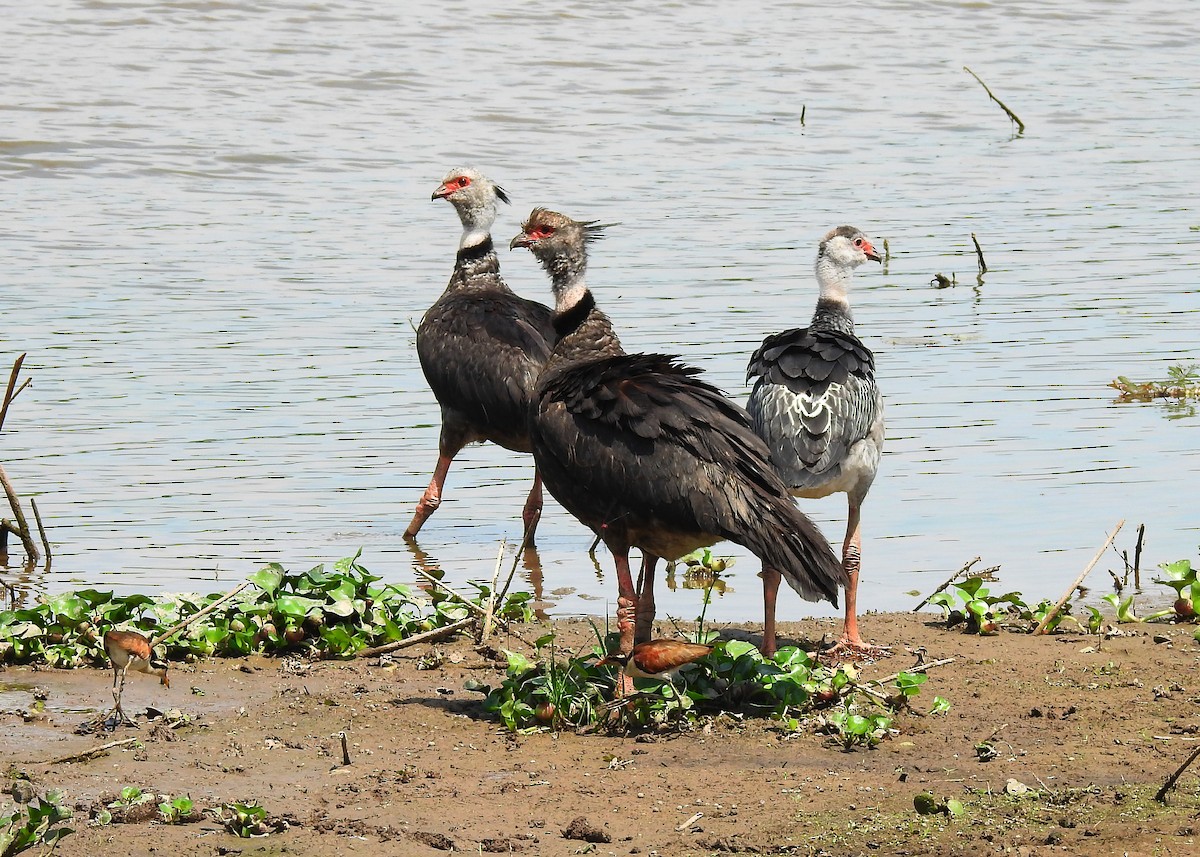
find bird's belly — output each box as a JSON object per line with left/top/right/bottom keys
{"left": 622, "top": 526, "right": 721, "bottom": 562}
{"left": 786, "top": 437, "right": 881, "bottom": 502}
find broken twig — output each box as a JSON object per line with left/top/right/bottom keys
{"left": 30, "top": 497, "right": 51, "bottom": 568}
{"left": 45, "top": 736, "right": 140, "bottom": 765}
{"left": 1156, "top": 743, "right": 1200, "bottom": 803}
{"left": 150, "top": 581, "right": 254, "bottom": 648}
{"left": 868, "top": 657, "right": 956, "bottom": 690}
{"left": 971, "top": 233, "right": 987, "bottom": 274}
{"left": 1033, "top": 520, "right": 1125, "bottom": 635}
{"left": 964, "top": 66, "right": 1025, "bottom": 134}
{"left": 913, "top": 557, "right": 980, "bottom": 612}
{"left": 354, "top": 617, "right": 475, "bottom": 658}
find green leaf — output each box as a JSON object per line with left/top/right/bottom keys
{"left": 504, "top": 650, "right": 534, "bottom": 675}
{"left": 720, "top": 640, "right": 759, "bottom": 660}
{"left": 250, "top": 564, "right": 285, "bottom": 595}
{"left": 275, "top": 594, "right": 323, "bottom": 619}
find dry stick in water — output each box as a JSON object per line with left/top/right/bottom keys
{"left": 0, "top": 353, "right": 30, "bottom": 433}
{"left": 913, "top": 556, "right": 981, "bottom": 612}
{"left": 1034, "top": 519, "right": 1125, "bottom": 635}
{"left": 149, "top": 580, "right": 254, "bottom": 648}
{"left": 1134, "top": 523, "right": 1146, "bottom": 590}
{"left": 964, "top": 66, "right": 1026, "bottom": 134}
{"left": 30, "top": 497, "right": 51, "bottom": 568}
{"left": 971, "top": 233, "right": 988, "bottom": 275}
{"left": 0, "top": 465, "right": 39, "bottom": 564}
{"left": 1156, "top": 743, "right": 1200, "bottom": 803}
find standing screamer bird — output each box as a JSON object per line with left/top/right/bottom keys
{"left": 103, "top": 629, "right": 169, "bottom": 726}
{"left": 746, "top": 225, "right": 886, "bottom": 659}
{"left": 405, "top": 168, "right": 557, "bottom": 545}
{"left": 510, "top": 208, "right": 844, "bottom": 660}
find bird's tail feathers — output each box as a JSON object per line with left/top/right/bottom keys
{"left": 757, "top": 502, "right": 843, "bottom": 607}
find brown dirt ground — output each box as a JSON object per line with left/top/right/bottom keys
{"left": 3, "top": 612, "right": 1199, "bottom": 857}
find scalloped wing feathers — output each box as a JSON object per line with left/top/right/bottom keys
{"left": 532, "top": 353, "right": 843, "bottom": 604}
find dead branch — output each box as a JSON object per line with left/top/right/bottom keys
{"left": 1034, "top": 520, "right": 1125, "bottom": 635}
{"left": 964, "top": 66, "right": 1026, "bottom": 134}
{"left": 971, "top": 233, "right": 988, "bottom": 275}
{"left": 868, "top": 657, "right": 956, "bottom": 689}
{"left": 0, "top": 353, "right": 29, "bottom": 433}
{"left": 30, "top": 497, "right": 51, "bottom": 568}
{"left": 354, "top": 617, "right": 475, "bottom": 658}
{"left": 149, "top": 581, "right": 254, "bottom": 648}
{"left": 913, "top": 557, "right": 980, "bottom": 611}
{"left": 44, "top": 736, "right": 140, "bottom": 765}
{"left": 0, "top": 464, "right": 39, "bottom": 564}
{"left": 1156, "top": 743, "right": 1200, "bottom": 803}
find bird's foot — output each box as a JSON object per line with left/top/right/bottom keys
{"left": 818, "top": 637, "right": 893, "bottom": 665}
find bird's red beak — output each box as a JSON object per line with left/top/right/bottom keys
{"left": 431, "top": 183, "right": 452, "bottom": 201}
{"left": 862, "top": 240, "right": 882, "bottom": 263}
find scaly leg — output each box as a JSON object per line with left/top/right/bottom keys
{"left": 761, "top": 566, "right": 782, "bottom": 657}
{"left": 520, "top": 470, "right": 544, "bottom": 548}
{"left": 611, "top": 547, "right": 639, "bottom": 698}
{"left": 613, "top": 548, "right": 638, "bottom": 656}
{"left": 822, "top": 503, "right": 890, "bottom": 662}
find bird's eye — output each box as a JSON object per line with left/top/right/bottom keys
{"left": 457, "top": 176, "right": 471, "bottom": 187}
{"left": 853, "top": 237, "right": 864, "bottom": 247}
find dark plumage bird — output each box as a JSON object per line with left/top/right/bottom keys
{"left": 405, "top": 167, "right": 557, "bottom": 544}
{"left": 511, "top": 208, "right": 843, "bottom": 658}
{"left": 747, "top": 225, "right": 885, "bottom": 658}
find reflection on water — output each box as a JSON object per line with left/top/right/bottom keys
{"left": 2, "top": 0, "right": 1198, "bottom": 629}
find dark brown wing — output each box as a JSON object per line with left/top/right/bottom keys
{"left": 533, "top": 353, "right": 842, "bottom": 604}
{"left": 417, "top": 291, "right": 555, "bottom": 449}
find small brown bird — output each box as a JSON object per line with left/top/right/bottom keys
{"left": 103, "top": 630, "right": 169, "bottom": 726}
{"left": 598, "top": 639, "right": 713, "bottom": 683}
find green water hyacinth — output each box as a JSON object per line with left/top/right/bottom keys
{"left": 0, "top": 552, "right": 524, "bottom": 666}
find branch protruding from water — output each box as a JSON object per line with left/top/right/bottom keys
{"left": 964, "top": 66, "right": 1025, "bottom": 135}
{"left": 971, "top": 233, "right": 988, "bottom": 275}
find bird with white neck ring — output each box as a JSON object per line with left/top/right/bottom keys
{"left": 405, "top": 167, "right": 557, "bottom": 545}
{"left": 510, "top": 208, "right": 843, "bottom": 671}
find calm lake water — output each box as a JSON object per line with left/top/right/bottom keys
{"left": 4, "top": 0, "right": 1198, "bottom": 627}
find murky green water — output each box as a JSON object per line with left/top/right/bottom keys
{"left": 4, "top": 0, "right": 1198, "bottom": 626}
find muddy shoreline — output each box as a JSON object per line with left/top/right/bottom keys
{"left": 3, "top": 612, "right": 1199, "bottom": 856}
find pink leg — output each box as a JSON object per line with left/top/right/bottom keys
{"left": 612, "top": 547, "right": 638, "bottom": 696}
{"left": 404, "top": 452, "right": 455, "bottom": 539}
{"left": 761, "top": 566, "right": 781, "bottom": 657}
{"left": 520, "top": 470, "right": 544, "bottom": 548}
{"left": 612, "top": 547, "right": 638, "bottom": 656}
{"left": 823, "top": 503, "right": 890, "bottom": 662}
{"left": 841, "top": 503, "right": 865, "bottom": 646}
{"left": 634, "top": 554, "right": 659, "bottom": 645}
